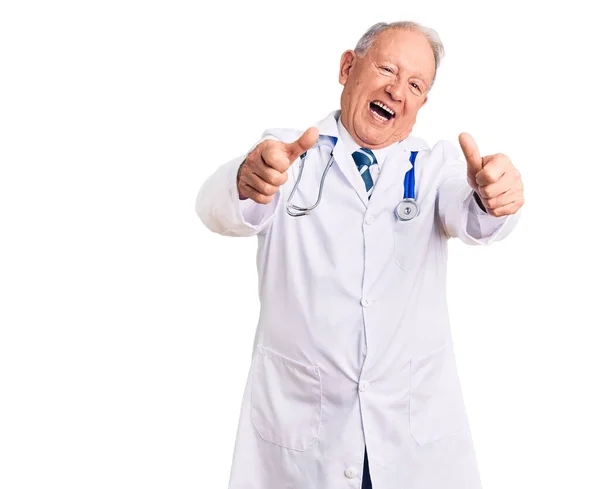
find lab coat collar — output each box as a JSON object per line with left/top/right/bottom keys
{"left": 313, "top": 111, "right": 367, "bottom": 206}
{"left": 314, "top": 111, "right": 429, "bottom": 208}
{"left": 314, "top": 110, "right": 341, "bottom": 141}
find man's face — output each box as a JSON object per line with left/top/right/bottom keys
{"left": 339, "top": 28, "right": 435, "bottom": 149}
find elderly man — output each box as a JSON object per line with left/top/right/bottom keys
{"left": 197, "top": 21, "right": 523, "bottom": 489}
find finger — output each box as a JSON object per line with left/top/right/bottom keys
{"left": 243, "top": 172, "right": 280, "bottom": 197}
{"left": 482, "top": 189, "right": 523, "bottom": 209}
{"left": 475, "top": 154, "right": 510, "bottom": 186}
{"left": 284, "top": 127, "right": 320, "bottom": 162}
{"left": 261, "top": 143, "right": 293, "bottom": 172}
{"left": 239, "top": 183, "right": 275, "bottom": 205}
{"left": 486, "top": 200, "right": 524, "bottom": 217}
{"left": 458, "top": 132, "right": 483, "bottom": 174}
{"left": 475, "top": 162, "right": 505, "bottom": 186}
{"left": 251, "top": 163, "right": 288, "bottom": 187}
{"left": 477, "top": 169, "right": 523, "bottom": 199}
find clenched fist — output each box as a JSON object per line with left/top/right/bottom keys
{"left": 237, "top": 127, "right": 320, "bottom": 204}
{"left": 459, "top": 133, "right": 524, "bottom": 217}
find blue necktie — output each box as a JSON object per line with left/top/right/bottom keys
{"left": 352, "top": 148, "right": 377, "bottom": 199}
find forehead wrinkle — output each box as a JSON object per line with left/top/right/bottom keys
{"left": 368, "top": 29, "right": 435, "bottom": 83}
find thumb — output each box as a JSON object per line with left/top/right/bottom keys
{"left": 284, "top": 127, "right": 319, "bottom": 162}
{"left": 458, "top": 132, "right": 483, "bottom": 174}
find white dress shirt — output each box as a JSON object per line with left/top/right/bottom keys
{"left": 336, "top": 117, "right": 396, "bottom": 187}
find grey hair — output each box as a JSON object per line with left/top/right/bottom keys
{"left": 354, "top": 21, "right": 445, "bottom": 89}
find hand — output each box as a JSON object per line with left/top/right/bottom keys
{"left": 458, "top": 133, "right": 524, "bottom": 217}
{"left": 237, "top": 127, "right": 319, "bottom": 204}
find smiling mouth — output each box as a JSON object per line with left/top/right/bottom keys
{"left": 369, "top": 100, "right": 395, "bottom": 122}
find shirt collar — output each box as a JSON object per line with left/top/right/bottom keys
{"left": 337, "top": 117, "right": 400, "bottom": 167}
{"left": 314, "top": 110, "right": 430, "bottom": 154}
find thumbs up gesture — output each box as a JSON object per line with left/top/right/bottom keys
{"left": 458, "top": 133, "right": 524, "bottom": 217}
{"left": 237, "top": 127, "right": 319, "bottom": 204}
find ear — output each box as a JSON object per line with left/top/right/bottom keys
{"left": 339, "top": 50, "right": 356, "bottom": 86}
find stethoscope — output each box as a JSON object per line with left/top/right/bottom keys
{"left": 286, "top": 136, "right": 337, "bottom": 218}
{"left": 395, "top": 150, "right": 419, "bottom": 221}
{"left": 285, "top": 137, "right": 420, "bottom": 222}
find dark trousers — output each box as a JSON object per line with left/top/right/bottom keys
{"left": 362, "top": 449, "right": 372, "bottom": 489}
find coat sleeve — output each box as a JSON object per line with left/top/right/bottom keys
{"left": 436, "top": 140, "right": 521, "bottom": 244}
{"left": 195, "top": 134, "right": 282, "bottom": 237}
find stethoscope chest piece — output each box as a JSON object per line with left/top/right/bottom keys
{"left": 395, "top": 198, "right": 419, "bottom": 221}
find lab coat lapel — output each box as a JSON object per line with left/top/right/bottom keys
{"left": 315, "top": 111, "right": 369, "bottom": 208}
{"left": 368, "top": 142, "right": 412, "bottom": 206}
{"left": 332, "top": 141, "right": 370, "bottom": 208}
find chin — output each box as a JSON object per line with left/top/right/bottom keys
{"left": 357, "top": 129, "right": 389, "bottom": 147}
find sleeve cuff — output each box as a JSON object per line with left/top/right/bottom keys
{"left": 473, "top": 191, "right": 487, "bottom": 213}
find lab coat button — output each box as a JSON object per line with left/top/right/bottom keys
{"left": 344, "top": 467, "right": 357, "bottom": 479}
{"left": 360, "top": 298, "right": 371, "bottom": 307}
{"left": 359, "top": 381, "right": 370, "bottom": 392}
{"left": 365, "top": 214, "right": 375, "bottom": 225}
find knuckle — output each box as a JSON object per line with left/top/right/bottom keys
{"left": 490, "top": 169, "right": 502, "bottom": 182}
{"left": 496, "top": 153, "right": 510, "bottom": 166}
{"left": 261, "top": 146, "right": 274, "bottom": 162}
{"left": 255, "top": 193, "right": 269, "bottom": 204}
{"left": 481, "top": 168, "right": 494, "bottom": 180}
{"left": 265, "top": 169, "right": 283, "bottom": 186}
{"left": 273, "top": 170, "right": 288, "bottom": 186}
{"left": 480, "top": 186, "right": 493, "bottom": 199}
{"left": 261, "top": 139, "right": 275, "bottom": 152}
{"left": 264, "top": 183, "right": 278, "bottom": 195}
{"left": 253, "top": 142, "right": 267, "bottom": 156}
{"left": 264, "top": 151, "right": 285, "bottom": 168}
{"left": 258, "top": 180, "right": 271, "bottom": 195}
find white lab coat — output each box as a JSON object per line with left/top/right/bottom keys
{"left": 197, "top": 111, "right": 519, "bottom": 489}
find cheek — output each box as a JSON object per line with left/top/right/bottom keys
{"left": 350, "top": 81, "right": 362, "bottom": 99}
{"left": 406, "top": 98, "right": 424, "bottom": 116}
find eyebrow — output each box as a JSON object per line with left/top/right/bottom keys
{"left": 377, "top": 57, "right": 430, "bottom": 83}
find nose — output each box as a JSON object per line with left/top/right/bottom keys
{"left": 385, "top": 80, "right": 406, "bottom": 102}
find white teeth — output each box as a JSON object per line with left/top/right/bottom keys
{"left": 370, "top": 109, "right": 388, "bottom": 123}
{"left": 373, "top": 100, "right": 395, "bottom": 116}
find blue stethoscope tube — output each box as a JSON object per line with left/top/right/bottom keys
{"left": 394, "top": 151, "right": 420, "bottom": 221}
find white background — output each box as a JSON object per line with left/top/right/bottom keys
{"left": 1, "top": 0, "right": 598, "bottom": 488}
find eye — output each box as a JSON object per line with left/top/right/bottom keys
{"left": 380, "top": 66, "right": 394, "bottom": 74}
{"left": 410, "top": 82, "right": 423, "bottom": 93}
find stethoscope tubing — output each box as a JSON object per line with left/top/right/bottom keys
{"left": 285, "top": 143, "right": 419, "bottom": 221}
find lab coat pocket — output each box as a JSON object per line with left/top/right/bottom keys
{"left": 409, "top": 344, "right": 469, "bottom": 446}
{"left": 393, "top": 215, "right": 422, "bottom": 271}
{"left": 250, "top": 344, "right": 322, "bottom": 451}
